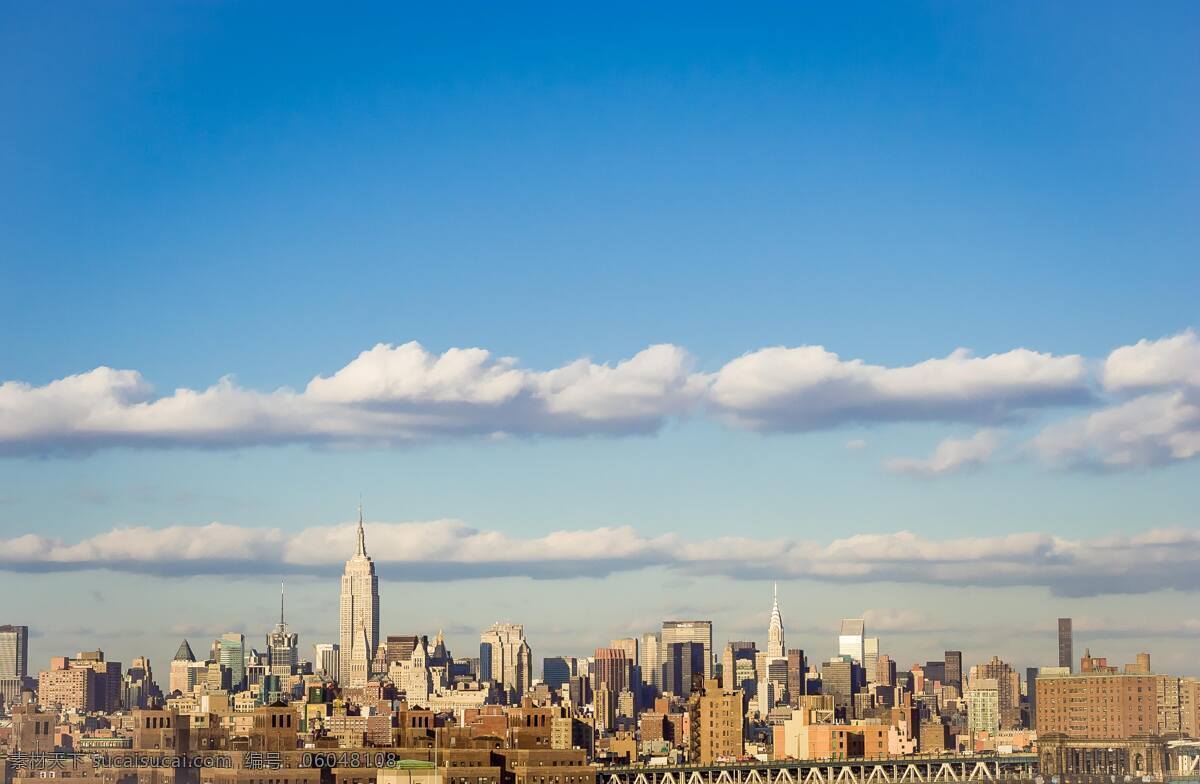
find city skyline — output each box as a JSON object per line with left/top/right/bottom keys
{"left": 7, "top": 513, "right": 1194, "bottom": 683}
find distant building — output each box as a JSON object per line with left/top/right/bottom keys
{"left": 662, "top": 641, "right": 706, "bottom": 698}
{"left": 767, "top": 583, "right": 785, "bottom": 659}
{"left": 168, "top": 639, "right": 205, "bottom": 695}
{"left": 640, "top": 633, "right": 661, "bottom": 693}
{"left": 967, "top": 678, "right": 1000, "bottom": 738}
{"left": 0, "top": 625, "right": 29, "bottom": 679}
{"left": 266, "top": 582, "right": 298, "bottom": 678}
{"left": 543, "top": 656, "right": 575, "bottom": 691}
{"left": 864, "top": 638, "right": 880, "bottom": 683}
{"left": 689, "top": 677, "right": 743, "bottom": 764}
{"left": 970, "top": 655, "right": 1021, "bottom": 729}
{"left": 217, "top": 633, "right": 246, "bottom": 691}
{"left": 661, "top": 621, "right": 712, "bottom": 680}
{"left": 480, "top": 622, "right": 532, "bottom": 702}
{"left": 339, "top": 506, "right": 380, "bottom": 686}
{"left": 1057, "top": 618, "right": 1073, "bottom": 673}
{"left": 314, "top": 643, "right": 339, "bottom": 680}
{"left": 944, "top": 650, "right": 963, "bottom": 690}
{"left": 821, "top": 656, "right": 864, "bottom": 712}
{"left": 838, "top": 619, "right": 865, "bottom": 665}
{"left": 787, "top": 649, "right": 806, "bottom": 705}
{"left": 1036, "top": 653, "right": 1164, "bottom": 739}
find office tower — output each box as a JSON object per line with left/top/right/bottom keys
{"left": 266, "top": 581, "right": 298, "bottom": 677}
{"left": 169, "top": 639, "right": 202, "bottom": 694}
{"left": 821, "top": 657, "right": 864, "bottom": 711}
{"left": 661, "top": 621, "right": 713, "bottom": 679}
{"left": 610, "top": 637, "right": 640, "bottom": 693}
{"left": 0, "top": 625, "right": 29, "bottom": 679}
{"left": 610, "top": 638, "right": 638, "bottom": 664}
{"left": 966, "top": 679, "right": 1001, "bottom": 737}
{"left": 543, "top": 656, "right": 575, "bottom": 691}
{"left": 640, "top": 633, "right": 661, "bottom": 693}
{"left": 314, "top": 643, "right": 339, "bottom": 680}
{"left": 1058, "top": 618, "right": 1073, "bottom": 672}
{"left": 924, "top": 660, "right": 947, "bottom": 686}
{"left": 767, "top": 583, "right": 785, "bottom": 659}
{"left": 594, "top": 648, "right": 632, "bottom": 694}
{"left": 383, "top": 635, "right": 425, "bottom": 666}
{"left": 479, "top": 622, "right": 532, "bottom": 702}
{"left": 838, "top": 619, "right": 865, "bottom": 664}
{"left": 945, "top": 651, "right": 963, "bottom": 690}
{"left": 339, "top": 506, "right": 380, "bottom": 686}
{"left": 864, "top": 637, "right": 880, "bottom": 683}
{"left": 122, "top": 656, "right": 157, "bottom": 709}
{"left": 217, "top": 633, "right": 246, "bottom": 691}
{"left": 787, "top": 649, "right": 806, "bottom": 705}
{"left": 662, "top": 641, "right": 706, "bottom": 698}
{"left": 877, "top": 654, "right": 897, "bottom": 688}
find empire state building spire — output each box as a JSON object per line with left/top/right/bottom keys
{"left": 356, "top": 503, "right": 367, "bottom": 556}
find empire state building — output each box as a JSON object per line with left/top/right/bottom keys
{"left": 338, "top": 505, "right": 380, "bottom": 687}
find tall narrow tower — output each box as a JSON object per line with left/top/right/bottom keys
{"left": 767, "top": 582, "right": 786, "bottom": 659}
{"left": 339, "top": 504, "right": 380, "bottom": 686}
{"left": 1057, "top": 618, "right": 1073, "bottom": 673}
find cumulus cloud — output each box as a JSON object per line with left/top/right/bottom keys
{"left": 1102, "top": 329, "right": 1200, "bottom": 393}
{"left": 886, "top": 429, "right": 1004, "bottom": 477}
{"left": 3, "top": 518, "right": 1199, "bottom": 597}
{"left": 1031, "top": 331, "right": 1200, "bottom": 470}
{"left": 706, "top": 345, "right": 1089, "bottom": 431}
{"left": 0, "top": 342, "right": 701, "bottom": 454}
{"left": 10, "top": 332, "right": 1200, "bottom": 472}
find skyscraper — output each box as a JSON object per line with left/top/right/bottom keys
{"left": 786, "top": 649, "right": 806, "bottom": 705}
{"left": 662, "top": 641, "right": 706, "bottom": 698}
{"left": 217, "top": 633, "right": 246, "bottom": 691}
{"left": 661, "top": 621, "right": 713, "bottom": 680}
{"left": 640, "top": 633, "right": 661, "bottom": 693}
{"left": 838, "top": 619, "right": 865, "bottom": 664}
{"left": 266, "top": 581, "right": 298, "bottom": 677}
{"left": 1058, "top": 618, "right": 1073, "bottom": 673}
{"left": 863, "top": 637, "right": 880, "bottom": 683}
{"left": 944, "top": 650, "right": 963, "bottom": 691}
{"left": 0, "top": 625, "right": 28, "bottom": 679}
{"left": 339, "top": 505, "right": 380, "bottom": 687}
{"left": 543, "top": 656, "right": 575, "bottom": 691}
{"left": 767, "top": 583, "right": 785, "bottom": 659}
{"left": 479, "top": 622, "right": 532, "bottom": 702}
{"left": 314, "top": 643, "right": 339, "bottom": 681}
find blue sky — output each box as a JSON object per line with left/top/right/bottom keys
{"left": 2, "top": 2, "right": 1199, "bottom": 678}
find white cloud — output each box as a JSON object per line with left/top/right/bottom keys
{"left": 1030, "top": 331, "right": 1200, "bottom": 470}
{"left": 1102, "top": 329, "right": 1200, "bottom": 393}
{"left": 706, "top": 345, "right": 1089, "bottom": 431}
{"left": 844, "top": 438, "right": 868, "bottom": 450}
{"left": 0, "top": 343, "right": 701, "bottom": 454}
{"left": 1032, "top": 390, "right": 1200, "bottom": 469}
{"left": 886, "top": 429, "right": 1004, "bottom": 477}
{"left": 7, "top": 332, "right": 1200, "bottom": 471}
{"left": 3, "top": 518, "right": 1199, "bottom": 597}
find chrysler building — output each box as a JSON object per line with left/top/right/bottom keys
{"left": 338, "top": 505, "right": 380, "bottom": 687}
{"left": 767, "top": 582, "right": 785, "bottom": 659}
